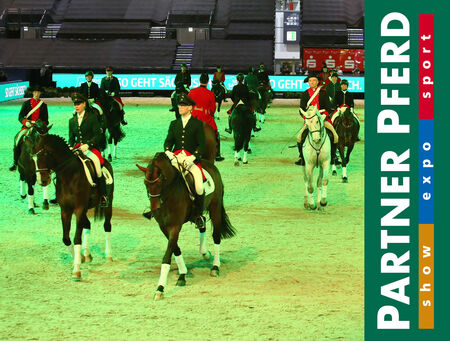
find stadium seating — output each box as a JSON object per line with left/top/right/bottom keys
{"left": 57, "top": 22, "right": 149, "bottom": 39}
{"left": 191, "top": 40, "right": 273, "bottom": 73}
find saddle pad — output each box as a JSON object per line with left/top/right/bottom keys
{"left": 102, "top": 167, "right": 113, "bottom": 185}
{"left": 77, "top": 155, "right": 96, "bottom": 187}
{"left": 203, "top": 169, "right": 215, "bottom": 197}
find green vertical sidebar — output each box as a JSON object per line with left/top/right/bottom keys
{"left": 365, "top": 1, "right": 449, "bottom": 340}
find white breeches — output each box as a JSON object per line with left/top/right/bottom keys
{"left": 165, "top": 150, "right": 204, "bottom": 195}
{"left": 84, "top": 149, "right": 102, "bottom": 177}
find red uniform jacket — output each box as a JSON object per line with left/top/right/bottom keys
{"left": 189, "top": 86, "right": 217, "bottom": 133}
{"left": 213, "top": 72, "right": 225, "bottom": 83}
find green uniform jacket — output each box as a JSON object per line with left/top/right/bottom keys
{"left": 100, "top": 76, "right": 120, "bottom": 95}
{"left": 326, "top": 81, "right": 340, "bottom": 109}
{"left": 164, "top": 116, "right": 206, "bottom": 160}
{"left": 244, "top": 73, "right": 259, "bottom": 90}
{"left": 68, "top": 108, "right": 102, "bottom": 149}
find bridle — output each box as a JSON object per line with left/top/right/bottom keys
{"left": 144, "top": 168, "right": 163, "bottom": 198}
{"left": 305, "top": 112, "right": 324, "bottom": 139}
{"left": 31, "top": 148, "right": 51, "bottom": 174}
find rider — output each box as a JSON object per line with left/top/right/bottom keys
{"left": 164, "top": 93, "right": 207, "bottom": 228}
{"left": 225, "top": 73, "right": 249, "bottom": 134}
{"left": 100, "top": 66, "right": 127, "bottom": 125}
{"left": 79, "top": 71, "right": 102, "bottom": 114}
{"left": 256, "top": 63, "right": 272, "bottom": 99}
{"left": 244, "top": 66, "right": 259, "bottom": 92}
{"left": 213, "top": 66, "right": 227, "bottom": 102}
{"left": 326, "top": 73, "right": 341, "bottom": 113}
{"left": 319, "top": 63, "right": 331, "bottom": 86}
{"left": 332, "top": 79, "right": 360, "bottom": 138}
{"left": 170, "top": 63, "right": 191, "bottom": 113}
{"left": 295, "top": 72, "right": 339, "bottom": 166}
{"left": 68, "top": 93, "right": 109, "bottom": 207}
{"left": 9, "top": 85, "right": 49, "bottom": 171}
{"left": 188, "top": 73, "right": 225, "bottom": 162}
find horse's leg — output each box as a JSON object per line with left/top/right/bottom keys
{"left": 316, "top": 167, "right": 323, "bottom": 211}
{"left": 340, "top": 144, "right": 348, "bottom": 183}
{"left": 113, "top": 140, "right": 117, "bottom": 159}
{"left": 82, "top": 216, "right": 93, "bottom": 263}
{"left": 27, "top": 182, "right": 35, "bottom": 214}
{"left": 209, "top": 200, "right": 222, "bottom": 277}
{"left": 321, "top": 158, "right": 330, "bottom": 207}
{"left": 19, "top": 179, "right": 26, "bottom": 199}
{"left": 234, "top": 150, "right": 240, "bottom": 166}
{"left": 343, "top": 144, "right": 354, "bottom": 183}
{"left": 42, "top": 185, "right": 49, "bottom": 210}
{"left": 306, "top": 164, "right": 315, "bottom": 210}
{"left": 199, "top": 226, "right": 210, "bottom": 260}
{"left": 155, "top": 225, "right": 181, "bottom": 301}
{"left": 71, "top": 210, "right": 87, "bottom": 281}
{"left": 173, "top": 244, "right": 187, "bottom": 287}
{"left": 104, "top": 205, "right": 113, "bottom": 262}
{"left": 107, "top": 132, "right": 113, "bottom": 161}
{"left": 61, "top": 207, "right": 74, "bottom": 257}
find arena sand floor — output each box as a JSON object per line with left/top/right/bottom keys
{"left": 0, "top": 97, "right": 364, "bottom": 340}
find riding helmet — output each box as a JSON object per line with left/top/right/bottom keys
{"left": 341, "top": 79, "right": 349, "bottom": 85}
{"left": 304, "top": 72, "right": 321, "bottom": 83}
{"left": 71, "top": 92, "right": 87, "bottom": 104}
{"left": 105, "top": 66, "right": 114, "bottom": 71}
{"left": 85, "top": 71, "right": 94, "bottom": 77}
{"left": 200, "top": 73, "right": 209, "bottom": 84}
{"left": 236, "top": 73, "right": 244, "bottom": 82}
{"left": 29, "top": 84, "right": 43, "bottom": 92}
{"left": 178, "top": 93, "right": 196, "bottom": 106}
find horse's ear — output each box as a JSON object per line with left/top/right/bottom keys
{"left": 136, "top": 164, "right": 148, "bottom": 173}
{"left": 47, "top": 124, "right": 53, "bottom": 131}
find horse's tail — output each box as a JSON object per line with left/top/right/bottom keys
{"left": 94, "top": 204, "right": 105, "bottom": 221}
{"left": 220, "top": 204, "right": 236, "bottom": 239}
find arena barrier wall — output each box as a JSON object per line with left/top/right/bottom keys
{"left": 0, "top": 81, "right": 29, "bottom": 102}
{"left": 53, "top": 74, "right": 365, "bottom": 93}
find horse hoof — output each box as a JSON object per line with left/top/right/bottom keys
{"left": 176, "top": 275, "right": 186, "bottom": 287}
{"left": 106, "top": 255, "right": 113, "bottom": 262}
{"left": 154, "top": 292, "right": 164, "bottom": 301}
{"left": 309, "top": 205, "right": 317, "bottom": 210}
{"left": 210, "top": 265, "right": 220, "bottom": 277}
{"left": 243, "top": 161, "right": 248, "bottom": 164}
{"left": 42, "top": 200, "right": 49, "bottom": 210}
{"left": 320, "top": 200, "right": 328, "bottom": 207}
{"left": 107, "top": 155, "right": 112, "bottom": 162}
{"left": 342, "top": 177, "right": 348, "bottom": 183}
{"left": 234, "top": 161, "right": 239, "bottom": 166}
{"left": 202, "top": 251, "right": 211, "bottom": 261}
{"left": 332, "top": 170, "right": 337, "bottom": 176}
{"left": 28, "top": 208, "right": 35, "bottom": 215}
{"left": 84, "top": 254, "right": 93, "bottom": 263}
{"left": 21, "top": 195, "right": 26, "bottom": 199}
{"left": 304, "top": 202, "right": 308, "bottom": 209}
{"left": 72, "top": 271, "right": 81, "bottom": 281}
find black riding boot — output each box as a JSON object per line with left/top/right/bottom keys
{"left": 170, "top": 95, "right": 177, "bottom": 112}
{"left": 326, "top": 129, "right": 338, "bottom": 165}
{"left": 193, "top": 193, "right": 206, "bottom": 228}
{"left": 294, "top": 142, "right": 305, "bottom": 166}
{"left": 215, "top": 135, "right": 225, "bottom": 161}
{"left": 10, "top": 145, "right": 21, "bottom": 171}
{"left": 225, "top": 116, "right": 232, "bottom": 134}
{"left": 97, "top": 176, "right": 109, "bottom": 207}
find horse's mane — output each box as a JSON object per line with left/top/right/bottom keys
{"left": 44, "top": 134, "right": 73, "bottom": 155}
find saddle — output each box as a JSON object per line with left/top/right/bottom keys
{"left": 76, "top": 152, "right": 113, "bottom": 187}
{"left": 177, "top": 166, "right": 215, "bottom": 201}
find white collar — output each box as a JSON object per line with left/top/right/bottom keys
{"left": 181, "top": 113, "right": 191, "bottom": 126}
{"left": 77, "top": 110, "right": 85, "bottom": 117}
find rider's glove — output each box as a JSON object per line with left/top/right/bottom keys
{"left": 182, "top": 155, "right": 196, "bottom": 169}
{"left": 110, "top": 92, "right": 115, "bottom": 97}
{"left": 79, "top": 144, "right": 89, "bottom": 152}
{"left": 25, "top": 121, "right": 32, "bottom": 128}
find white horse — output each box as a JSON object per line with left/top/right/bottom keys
{"left": 302, "top": 106, "right": 331, "bottom": 210}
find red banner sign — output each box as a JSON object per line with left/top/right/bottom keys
{"left": 303, "top": 48, "right": 365, "bottom": 72}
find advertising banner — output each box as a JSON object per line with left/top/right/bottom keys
{"left": 53, "top": 74, "right": 365, "bottom": 93}
{"left": 0, "top": 81, "right": 29, "bottom": 102}
{"left": 365, "top": 1, "right": 447, "bottom": 340}
{"left": 303, "top": 48, "right": 365, "bottom": 72}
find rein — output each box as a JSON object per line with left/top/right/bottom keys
{"left": 306, "top": 114, "right": 327, "bottom": 167}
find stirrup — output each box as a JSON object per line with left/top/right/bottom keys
{"left": 100, "top": 196, "right": 109, "bottom": 207}
{"left": 9, "top": 164, "right": 17, "bottom": 171}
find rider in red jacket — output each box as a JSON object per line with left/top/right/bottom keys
{"left": 189, "top": 74, "right": 225, "bottom": 161}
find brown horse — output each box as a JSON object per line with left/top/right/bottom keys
{"left": 137, "top": 152, "right": 235, "bottom": 300}
{"left": 25, "top": 125, "right": 114, "bottom": 280}
{"left": 15, "top": 128, "right": 50, "bottom": 214}
{"left": 203, "top": 122, "right": 217, "bottom": 163}
{"left": 333, "top": 107, "right": 360, "bottom": 182}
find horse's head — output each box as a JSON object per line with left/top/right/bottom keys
{"left": 136, "top": 152, "right": 173, "bottom": 211}
{"left": 340, "top": 107, "right": 354, "bottom": 129}
{"left": 304, "top": 106, "right": 325, "bottom": 143}
{"left": 24, "top": 132, "right": 53, "bottom": 186}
